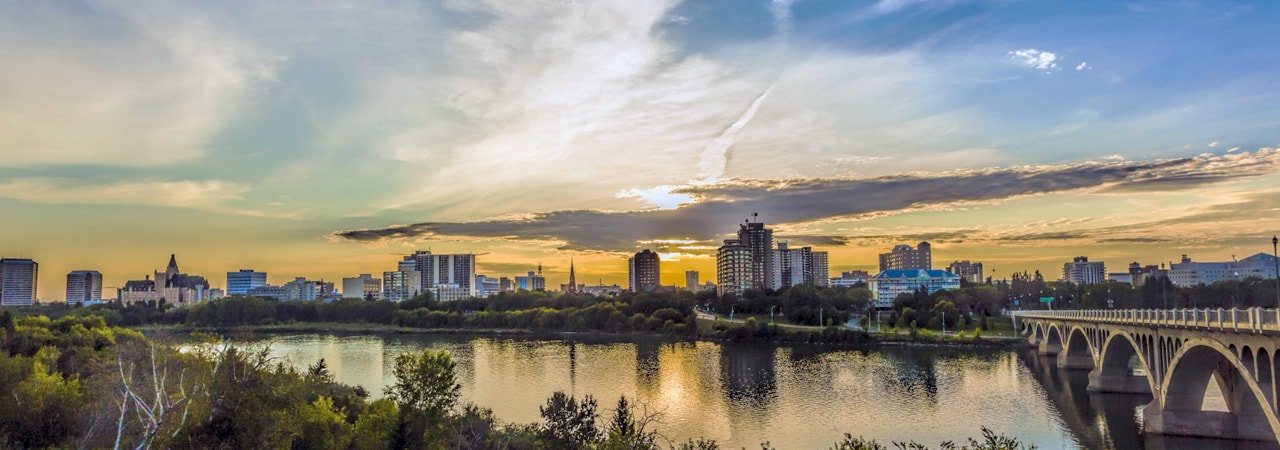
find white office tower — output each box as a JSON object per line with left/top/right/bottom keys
{"left": 66, "top": 270, "right": 103, "bottom": 304}
{"left": 0, "top": 258, "right": 38, "bottom": 306}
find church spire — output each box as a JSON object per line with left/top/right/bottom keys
{"left": 167, "top": 254, "right": 178, "bottom": 270}
{"left": 567, "top": 258, "right": 578, "bottom": 293}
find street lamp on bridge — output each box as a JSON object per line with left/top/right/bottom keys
{"left": 1272, "top": 235, "right": 1279, "bottom": 309}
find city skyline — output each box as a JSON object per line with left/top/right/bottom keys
{"left": 3, "top": 1, "right": 1280, "bottom": 298}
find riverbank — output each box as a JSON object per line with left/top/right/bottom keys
{"left": 137, "top": 319, "right": 1029, "bottom": 349}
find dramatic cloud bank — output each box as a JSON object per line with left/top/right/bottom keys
{"left": 333, "top": 149, "right": 1280, "bottom": 252}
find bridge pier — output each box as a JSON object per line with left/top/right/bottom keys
{"left": 1057, "top": 351, "right": 1095, "bottom": 370}
{"left": 1143, "top": 403, "right": 1240, "bottom": 439}
{"left": 1037, "top": 338, "right": 1061, "bottom": 356}
{"left": 1087, "top": 367, "right": 1152, "bottom": 394}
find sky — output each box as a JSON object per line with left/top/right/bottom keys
{"left": 2, "top": 0, "right": 1280, "bottom": 300}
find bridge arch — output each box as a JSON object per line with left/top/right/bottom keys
{"left": 1090, "top": 331, "right": 1157, "bottom": 394}
{"left": 1029, "top": 323, "right": 1044, "bottom": 344}
{"left": 1039, "top": 323, "right": 1064, "bottom": 355}
{"left": 1153, "top": 338, "right": 1280, "bottom": 442}
{"left": 1259, "top": 348, "right": 1275, "bottom": 407}
{"left": 1058, "top": 326, "right": 1096, "bottom": 369}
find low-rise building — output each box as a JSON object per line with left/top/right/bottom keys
{"left": 342, "top": 274, "right": 382, "bottom": 300}
{"left": 581, "top": 284, "right": 624, "bottom": 297}
{"left": 515, "top": 270, "right": 546, "bottom": 291}
{"left": 1109, "top": 262, "right": 1167, "bottom": 285}
{"left": 227, "top": 269, "right": 267, "bottom": 296}
{"left": 830, "top": 270, "right": 869, "bottom": 288}
{"left": 869, "top": 269, "right": 960, "bottom": 309}
{"left": 247, "top": 285, "right": 290, "bottom": 301}
{"left": 1169, "top": 253, "right": 1279, "bottom": 287}
{"left": 433, "top": 284, "right": 471, "bottom": 302}
{"left": 475, "top": 275, "right": 501, "bottom": 298}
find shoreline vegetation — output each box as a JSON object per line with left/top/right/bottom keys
{"left": 134, "top": 320, "right": 1027, "bottom": 349}
{"left": 13, "top": 285, "right": 1029, "bottom": 349}
{"left": 0, "top": 311, "right": 1037, "bottom": 449}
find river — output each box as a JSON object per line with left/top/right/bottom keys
{"left": 238, "top": 333, "right": 1274, "bottom": 449}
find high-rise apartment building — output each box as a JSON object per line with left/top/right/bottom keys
{"left": 630, "top": 249, "right": 661, "bottom": 292}
{"left": 737, "top": 220, "right": 775, "bottom": 290}
{"left": 342, "top": 274, "right": 382, "bottom": 300}
{"left": 0, "top": 259, "right": 37, "bottom": 306}
{"left": 716, "top": 239, "right": 752, "bottom": 297}
{"left": 227, "top": 269, "right": 268, "bottom": 296}
{"left": 773, "top": 243, "right": 829, "bottom": 289}
{"left": 66, "top": 270, "right": 102, "bottom": 304}
{"left": 383, "top": 269, "right": 422, "bottom": 302}
{"left": 407, "top": 251, "right": 477, "bottom": 296}
{"left": 628, "top": 258, "right": 636, "bottom": 292}
{"left": 685, "top": 270, "right": 699, "bottom": 290}
{"left": 878, "top": 242, "right": 932, "bottom": 271}
{"left": 811, "top": 251, "right": 829, "bottom": 287}
{"left": 1062, "top": 256, "right": 1106, "bottom": 285}
{"left": 946, "top": 260, "right": 985, "bottom": 284}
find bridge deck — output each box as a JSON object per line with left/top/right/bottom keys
{"left": 1014, "top": 308, "right": 1280, "bottom": 334}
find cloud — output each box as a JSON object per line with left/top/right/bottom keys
{"left": 1075, "top": 62, "right": 1091, "bottom": 71}
{"left": 0, "top": 2, "right": 279, "bottom": 167}
{"left": 333, "top": 149, "right": 1280, "bottom": 251}
{"left": 316, "top": 0, "right": 973, "bottom": 219}
{"left": 694, "top": 86, "right": 774, "bottom": 183}
{"left": 1008, "top": 49, "right": 1060, "bottom": 71}
{"left": 0, "top": 178, "right": 291, "bottom": 218}
{"left": 770, "top": 0, "right": 797, "bottom": 35}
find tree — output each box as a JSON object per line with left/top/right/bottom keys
{"left": 932, "top": 300, "right": 959, "bottom": 330}
{"left": 600, "top": 396, "right": 657, "bottom": 449}
{"left": 307, "top": 358, "right": 334, "bottom": 383}
{"left": 386, "top": 349, "right": 460, "bottom": 420}
{"left": 539, "top": 392, "right": 600, "bottom": 449}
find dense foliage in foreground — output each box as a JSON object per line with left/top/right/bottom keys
{"left": 0, "top": 312, "right": 1034, "bottom": 449}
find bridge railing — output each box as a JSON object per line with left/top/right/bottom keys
{"left": 1013, "top": 308, "right": 1280, "bottom": 333}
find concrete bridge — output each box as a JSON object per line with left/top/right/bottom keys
{"left": 1015, "top": 308, "right": 1280, "bottom": 443}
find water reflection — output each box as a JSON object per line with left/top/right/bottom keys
{"left": 719, "top": 343, "right": 777, "bottom": 410}
{"left": 635, "top": 341, "right": 661, "bottom": 391}
{"left": 237, "top": 333, "right": 1277, "bottom": 449}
